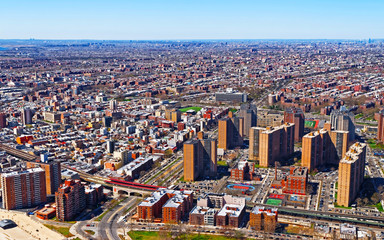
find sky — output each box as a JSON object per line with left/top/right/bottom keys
{"left": 1, "top": 0, "right": 384, "bottom": 40}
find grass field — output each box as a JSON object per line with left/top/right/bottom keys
{"left": 43, "top": 224, "right": 74, "bottom": 238}
{"left": 85, "top": 230, "right": 95, "bottom": 235}
{"left": 356, "top": 122, "right": 378, "bottom": 126}
{"left": 367, "top": 139, "right": 384, "bottom": 150}
{"left": 372, "top": 202, "right": 384, "bottom": 212}
{"left": 217, "top": 160, "right": 228, "bottom": 167}
{"left": 266, "top": 199, "right": 282, "bottom": 206}
{"left": 128, "top": 231, "right": 240, "bottom": 240}
{"left": 179, "top": 107, "right": 202, "bottom": 113}
{"left": 333, "top": 203, "right": 352, "bottom": 209}
{"left": 254, "top": 164, "right": 268, "bottom": 168}
{"left": 355, "top": 113, "right": 363, "bottom": 119}
{"left": 366, "top": 117, "right": 376, "bottom": 121}
{"left": 51, "top": 217, "right": 76, "bottom": 224}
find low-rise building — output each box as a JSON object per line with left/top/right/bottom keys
{"left": 36, "top": 206, "right": 56, "bottom": 220}
{"left": 230, "top": 161, "right": 259, "bottom": 181}
{"left": 117, "top": 157, "right": 154, "bottom": 180}
{"left": 281, "top": 166, "right": 308, "bottom": 195}
{"left": 44, "top": 112, "right": 62, "bottom": 123}
{"left": 189, "top": 206, "right": 217, "bottom": 226}
{"left": 216, "top": 204, "right": 245, "bottom": 228}
{"left": 137, "top": 188, "right": 193, "bottom": 223}
{"left": 249, "top": 206, "right": 278, "bottom": 232}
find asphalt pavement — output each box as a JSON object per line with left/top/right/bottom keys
{"left": 96, "top": 197, "right": 135, "bottom": 240}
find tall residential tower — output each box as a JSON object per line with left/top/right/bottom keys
{"left": 239, "top": 103, "right": 257, "bottom": 138}
{"left": 337, "top": 143, "right": 366, "bottom": 207}
{"left": 284, "top": 107, "right": 304, "bottom": 142}
{"left": 184, "top": 133, "right": 217, "bottom": 181}
{"left": 253, "top": 123, "right": 294, "bottom": 167}
{"left": 1, "top": 168, "right": 47, "bottom": 210}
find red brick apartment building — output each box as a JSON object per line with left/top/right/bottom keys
{"left": 189, "top": 206, "right": 217, "bottom": 226}
{"left": 249, "top": 206, "right": 278, "bottom": 232}
{"left": 137, "top": 189, "right": 193, "bottom": 223}
{"left": 230, "top": 161, "right": 260, "bottom": 181}
{"left": 216, "top": 204, "right": 245, "bottom": 228}
{"left": 281, "top": 166, "right": 308, "bottom": 195}
{"left": 26, "top": 159, "right": 61, "bottom": 196}
{"left": 1, "top": 168, "right": 47, "bottom": 210}
{"left": 55, "top": 180, "right": 86, "bottom": 221}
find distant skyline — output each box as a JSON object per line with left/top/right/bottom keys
{"left": 1, "top": 0, "right": 384, "bottom": 40}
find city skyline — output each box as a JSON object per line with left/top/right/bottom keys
{"left": 1, "top": 0, "right": 384, "bottom": 40}
{"left": 1, "top": 2, "right": 384, "bottom": 237}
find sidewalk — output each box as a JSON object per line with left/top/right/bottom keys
{"left": 0, "top": 209, "right": 65, "bottom": 240}
{"left": 69, "top": 222, "right": 87, "bottom": 240}
{"left": 31, "top": 215, "right": 73, "bottom": 227}
{"left": 117, "top": 228, "right": 132, "bottom": 240}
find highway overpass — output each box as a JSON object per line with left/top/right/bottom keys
{"left": 0, "top": 143, "right": 155, "bottom": 195}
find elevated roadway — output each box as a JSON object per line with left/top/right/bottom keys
{"left": 0, "top": 143, "right": 155, "bottom": 195}
{"left": 247, "top": 203, "right": 384, "bottom": 228}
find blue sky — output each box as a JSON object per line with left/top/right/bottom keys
{"left": 1, "top": 0, "right": 383, "bottom": 40}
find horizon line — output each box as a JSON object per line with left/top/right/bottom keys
{"left": 0, "top": 38, "right": 383, "bottom": 42}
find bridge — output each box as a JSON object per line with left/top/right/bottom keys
{"left": 0, "top": 143, "right": 157, "bottom": 196}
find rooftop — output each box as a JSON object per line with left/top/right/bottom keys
{"left": 340, "top": 142, "right": 366, "bottom": 164}
{"left": 139, "top": 188, "right": 193, "bottom": 207}
{"left": 263, "top": 122, "right": 294, "bottom": 134}
{"left": 304, "top": 129, "right": 328, "bottom": 138}
{"left": 0, "top": 219, "right": 16, "bottom": 229}
{"left": 290, "top": 166, "right": 308, "bottom": 177}
{"left": 217, "top": 204, "right": 245, "bottom": 218}
{"left": 1, "top": 167, "right": 44, "bottom": 178}
{"left": 251, "top": 206, "right": 278, "bottom": 216}
{"left": 190, "top": 206, "right": 217, "bottom": 215}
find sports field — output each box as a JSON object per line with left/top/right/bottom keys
{"left": 266, "top": 198, "right": 282, "bottom": 206}
{"left": 304, "top": 120, "right": 318, "bottom": 128}
{"left": 179, "top": 107, "right": 202, "bottom": 113}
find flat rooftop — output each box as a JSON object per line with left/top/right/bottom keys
{"left": 217, "top": 204, "right": 244, "bottom": 218}
{"left": 251, "top": 206, "right": 278, "bottom": 216}
{"left": 303, "top": 129, "right": 328, "bottom": 138}
{"left": 263, "top": 123, "right": 294, "bottom": 134}
{"left": 1, "top": 168, "right": 44, "bottom": 178}
{"left": 340, "top": 142, "right": 366, "bottom": 164}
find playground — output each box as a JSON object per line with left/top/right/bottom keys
{"left": 227, "top": 183, "right": 256, "bottom": 191}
